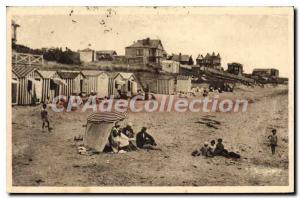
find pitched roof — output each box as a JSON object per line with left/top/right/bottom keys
{"left": 57, "top": 71, "right": 83, "bottom": 79}
{"left": 170, "top": 54, "right": 191, "bottom": 62}
{"left": 119, "top": 72, "right": 134, "bottom": 79}
{"left": 181, "top": 55, "right": 191, "bottom": 62}
{"left": 12, "top": 64, "right": 36, "bottom": 78}
{"left": 106, "top": 72, "right": 120, "bottom": 79}
{"left": 196, "top": 54, "right": 204, "bottom": 59}
{"left": 82, "top": 70, "right": 105, "bottom": 77}
{"left": 126, "top": 38, "right": 163, "bottom": 49}
{"left": 37, "top": 70, "right": 57, "bottom": 79}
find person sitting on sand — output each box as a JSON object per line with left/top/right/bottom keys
{"left": 108, "top": 122, "right": 122, "bottom": 153}
{"left": 214, "top": 138, "right": 240, "bottom": 159}
{"left": 122, "top": 122, "right": 134, "bottom": 138}
{"left": 108, "top": 122, "right": 135, "bottom": 153}
{"left": 192, "top": 142, "right": 213, "bottom": 157}
{"left": 200, "top": 142, "right": 214, "bottom": 157}
{"left": 41, "top": 104, "right": 51, "bottom": 132}
{"left": 122, "top": 122, "right": 137, "bottom": 151}
{"left": 210, "top": 140, "right": 216, "bottom": 152}
{"left": 136, "top": 127, "right": 158, "bottom": 150}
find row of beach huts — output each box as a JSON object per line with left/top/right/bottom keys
{"left": 12, "top": 64, "right": 192, "bottom": 105}
{"left": 11, "top": 64, "right": 139, "bottom": 105}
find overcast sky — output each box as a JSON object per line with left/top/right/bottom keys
{"left": 12, "top": 7, "right": 293, "bottom": 77}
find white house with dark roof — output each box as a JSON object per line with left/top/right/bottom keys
{"left": 125, "top": 38, "right": 167, "bottom": 65}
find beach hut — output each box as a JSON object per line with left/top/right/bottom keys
{"left": 11, "top": 71, "right": 19, "bottom": 105}
{"left": 12, "top": 64, "right": 42, "bottom": 105}
{"left": 176, "top": 75, "right": 192, "bottom": 93}
{"left": 156, "top": 76, "right": 175, "bottom": 95}
{"left": 36, "top": 70, "right": 66, "bottom": 103}
{"left": 81, "top": 70, "right": 109, "bottom": 98}
{"left": 57, "top": 71, "right": 86, "bottom": 97}
{"left": 111, "top": 72, "right": 138, "bottom": 97}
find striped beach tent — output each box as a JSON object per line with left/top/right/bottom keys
{"left": 84, "top": 111, "right": 128, "bottom": 152}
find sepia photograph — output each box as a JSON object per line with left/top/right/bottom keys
{"left": 6, "top": 6, "right": 294, "bottom": 193}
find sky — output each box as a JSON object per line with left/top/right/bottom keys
{"left": 11, "top": 7, "right": 293, "bottom": 77}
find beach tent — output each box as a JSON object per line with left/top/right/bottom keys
{"left": 84, "top": 111, "right": 127, "bottom": 152}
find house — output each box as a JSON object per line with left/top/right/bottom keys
{"left": 81, "top": 70, "right": 110, "bottom": 98}
{"left": 36, "top": 70, "right": 66, "bottom": 103}
{"left": 57, "top": 71, "right": 86, "bottom": 97}
{"left": 78, "top": 48, "right": 95, "bottom": 63}
{"left": 168, "top": 53, "right": 194, "bottom": 65}
{"left": 12, "top": 64, "right": 42, "bottom": 105}
{"left": 125, "top": 38, "right": 167, "bottom": 65}
{"left": 227, "top": 63, "right": 243, "bottom": 76}
{"left": 161, "top": 60, "right": 180, "bottom": 74}
{"left": 252, "top": 68, "right": 279, "bottom": 78}
{"left": 196, "top": 52, "right": 221, "bottom": 70}
{"left": 95, "top": 50, "right": 117, "bottom": 61}
{"left": 11, "top": 71, "right": 19, "bottom": 105}
{"left": 109, "top": 72, "right": 138, "bottom": 97}
{"left": 176, "top": 75, "right": 192, "bottom": 93}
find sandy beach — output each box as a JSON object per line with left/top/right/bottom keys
{"left": 11, "top": 85, "right": 289, "bottom": 186}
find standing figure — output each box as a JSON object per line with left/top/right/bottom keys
{"left": 41, "top": 104, "right": 51, "bottom": 132}
{"left": 268, "top": 129, "right": 278, "bottom": 155}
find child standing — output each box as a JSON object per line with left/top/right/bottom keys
{"left": 41, "top": 104, "right": 51, "bottom": 132}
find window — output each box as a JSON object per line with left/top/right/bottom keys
{"left": 136, "top": 49, "right": 143, "bottom": 56}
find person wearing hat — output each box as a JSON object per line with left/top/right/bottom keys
{"left": 136, "top": 127, "right": 157, "bottom": 149}
{"left": 121, "top": 122, "right": 137, "bottom": 151}
{"left": 268, "top": 129, "right": 278, "bottom": 155}
{"left": 191, "top": 141, "right": 213, "bottom": 157}
{"left": 108, "top": 122, "right": 122, "bottom": 153}
{"left": 200, "top": 142, "right": 214, "bottom": 157}
{"left": 122, "top": 122, "right": 134, "bottom": 138}
{"left": 214, "top": 138, "right": 240, "bottom": 159}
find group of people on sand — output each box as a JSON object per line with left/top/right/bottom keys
{"left": 192, "top": 138, "right": 241, "bottom": 159}
{"left": 104, "top": 122, "right": 159, "bottom": 153}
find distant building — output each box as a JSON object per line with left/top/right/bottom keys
{"left": 252, "top": 68, "right": 279, "bottom": 78}
{"left": 11, "top": 20, "right": 20, "bottom": 44}
{"left": 78, "top": 48, "right": 95, "bottom": 63}
{"left": 227, "top": 62, "right": 243, "bottom": 76}
{"left": 125, "top": 38, "right": 167, "bottom": 65}
{"left": 161, "top": 60, "right": 180, "bottom": 74}
{"left": 95, "top": 50, "right": 117, "bottom": 61}
{"left": 196, "top": 52, "right": 221, "bottom": 70}
{"left": 168, "top": 53, "right": 194, "bottom": 65}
